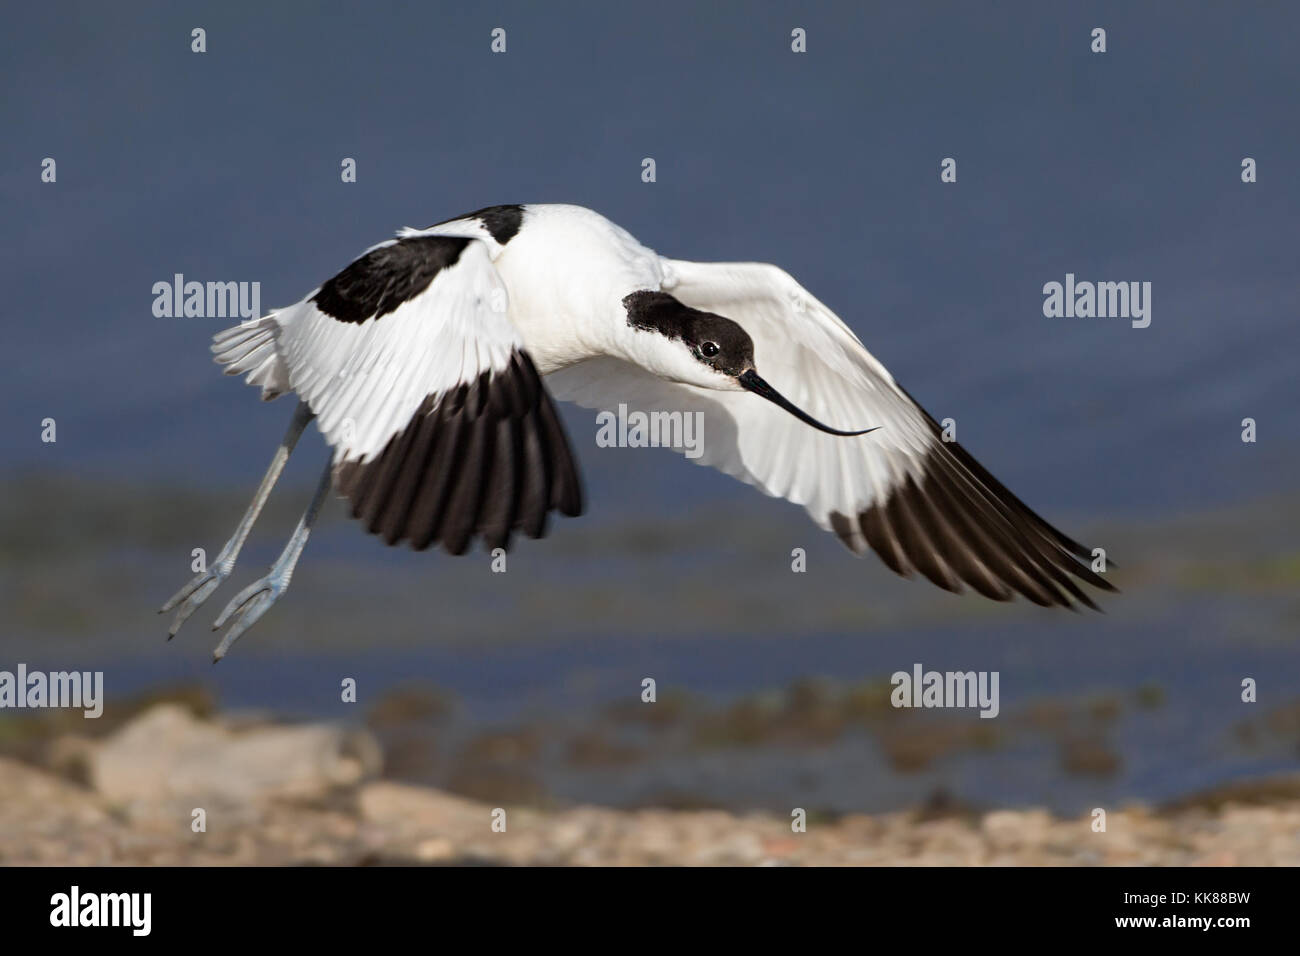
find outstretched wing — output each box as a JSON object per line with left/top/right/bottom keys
{"left": 213, "top": 234, "right": 582, "bottom": 554}
{"left": 548, "top": 259, "right": 1112, "bottom": 608}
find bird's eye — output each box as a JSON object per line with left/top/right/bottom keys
{"left": 701, "top": 341, "right": 720, "bottom": 358}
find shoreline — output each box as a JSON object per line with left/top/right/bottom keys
{"left": 2, "top": 704, "right": 1297, "bottom": 866}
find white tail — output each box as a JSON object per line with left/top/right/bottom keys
{"left": 211, "top": 315, "right": 289, "bottom": 400}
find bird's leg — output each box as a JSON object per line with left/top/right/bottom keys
{"left": 209, "top": 456, "right": 334, "bottom": 661}
{"left": 160, "top": 400, "right": 314, "bottom": 637}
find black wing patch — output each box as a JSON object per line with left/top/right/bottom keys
{"left": 829, "top": 389, "right": 1115, "bottom": 610}
{"left": 333, "top": 351, "right": 584, "bottom": 555}
{"left": 470, "top": 204, "right": 524, "bottom": 245}
{"left": 429, "top": 204, "right": 525, "bottom": 245}
{"left": 311, "top": 236, "right": 472, "bottom": 324}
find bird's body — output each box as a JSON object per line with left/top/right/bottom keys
{"left": 480, "top": 204, "right": 668, "bottom": 372}
{"left": 165, "top": 203, "right": 1113, "bottom": 658}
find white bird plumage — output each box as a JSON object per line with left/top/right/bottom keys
{"left": 167, "top": 203, "right": 1113, "bottom": 658}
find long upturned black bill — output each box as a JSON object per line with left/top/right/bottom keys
{"left": 737, "top": 369, "right": 878, "bottom": 437}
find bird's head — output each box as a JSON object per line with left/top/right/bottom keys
{"left": 622, "top": 290, "right": 875, "bottom": 436}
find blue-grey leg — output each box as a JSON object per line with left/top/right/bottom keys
{"left": 160, "top": 400, "right": 314, "bottom": 638}
{"left": 210, "top": 457, "right": 334, "bottom": 661}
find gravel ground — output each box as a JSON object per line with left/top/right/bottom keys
{"left": 2, "top": 705, "right": 1297, "bottom": 866}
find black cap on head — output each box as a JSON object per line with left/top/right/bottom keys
{"left": 623, "top": 290, "right": 754, "bottom": 375}
{"left": 623, "top": 290, "right": 877, "bottom": 437}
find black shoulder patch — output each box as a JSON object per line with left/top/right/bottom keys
{"left": 430, "top": 204, "right": 525, "bottom": 245}
{"left": 312, "top": 236, "right": 471, "bottom": 324}
{"left": 471, "top": 204, "right": 525, "bottom": 244}
{"left": 333, "top": 351, "right": 584, "bottom": 556}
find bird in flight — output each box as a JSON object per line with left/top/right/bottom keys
{"left": 162, "top": 204, "right": 1113, "bottom": 659}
